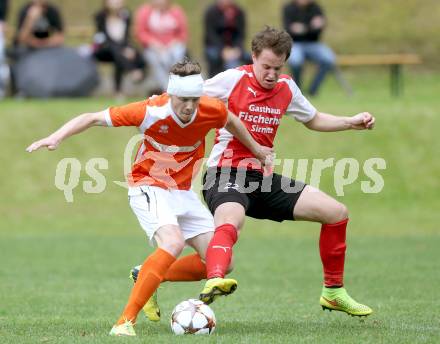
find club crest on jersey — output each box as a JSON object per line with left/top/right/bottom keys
{"left": 247, "top": 86, "right": 257, "bottom": 97}
{"left": 159, "top": 125, "right": 169, "bottom": 134}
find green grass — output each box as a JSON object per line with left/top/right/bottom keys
{"left": 1, "top": 71, "right": 440, "bottom": 343}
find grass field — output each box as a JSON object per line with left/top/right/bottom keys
{"left": 1, "top": 71, "right": 439, "bottom": 343}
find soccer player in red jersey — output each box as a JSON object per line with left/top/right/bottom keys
{"left": 199, "top": 26, "right": 375, "bottom": 317}
{"left": 26, "top": 60, "right": 273, "bottom": 336}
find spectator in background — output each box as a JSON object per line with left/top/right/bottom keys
{"left": 135, "top": 0, "right": 188, "bottom": 93}
{"left": 283, "top": 0, "right": 335, "bottom": 96}
{"left": 204, "top": 0, "right": 250, "bottom": 77}
{"left": 0, "top": 0, "right": 8, "bottom": 98}
{"left": 14, "top": 0, "right": 64, "bottom": 53}
{"left": 93, "top": 0, "right": 145, "bottom": 98}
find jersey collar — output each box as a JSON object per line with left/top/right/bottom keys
{"left": 168, "top": 99, "right": 198, "bottom": 128}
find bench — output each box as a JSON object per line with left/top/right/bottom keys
{"left": 335, "top": 54, "right": 422, "bottom": 96}
{"left": 5, "top": 25, "right": 95, "bottom": 45}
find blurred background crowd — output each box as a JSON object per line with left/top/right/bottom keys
{"left": 0, "top": 0, "right": 432, "bottom": 99}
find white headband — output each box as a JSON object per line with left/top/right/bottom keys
{"left": 167, "top": 74, "right": 204, "bottom": 97}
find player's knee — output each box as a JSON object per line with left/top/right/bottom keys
{"left": 336, "top": 202, "right": 349, "bottom": 222}
{"left": 163, "top": 238, "right": 185, "bottom": 257}
{"left": 158, "top": 234, "right": 185, "bottom": 257}
{"left": 214, "top": 203, "right": 246, "bottom": 229}
{"left": 215, "top": 214, "right": 245, "bottom": 230}
{"left": 327, "top": 202, "right": 349, "bottom": 224}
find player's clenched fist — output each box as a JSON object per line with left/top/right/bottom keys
{"left": 349, "top": 112, "right": 375, "bottom": 130}
{"left": 253, "top": 145, "right": 274, "bottom": 167}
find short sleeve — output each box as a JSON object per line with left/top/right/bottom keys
{"left": 199, "top": 96, "right": 229, "bottom": 129}
{"left": 203, "top": 68, "right": 245, "bottom": 102}
{"left": 106, "top": 100, "right": 148, "bottom": 127}
{"left": 285, "top": 79, "right": 317, "bottom": 123}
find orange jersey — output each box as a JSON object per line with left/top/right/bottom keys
{"left": 105, "top": 94, "right": 228, "bottom": 190}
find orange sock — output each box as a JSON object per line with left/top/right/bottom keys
{"left": 163, "top": 253, "right": 206, "bottom": 282}
{"left": 117, "top": 248, "right": 175, "bottom": 325}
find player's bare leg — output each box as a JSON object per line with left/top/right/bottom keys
{"left": 294, "top": 185, "right": 372, "bottom": 317}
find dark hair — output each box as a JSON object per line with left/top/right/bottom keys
{"left": 103, "top": 0, "right": 125, "bottom": 15}
{"left": 170, "top": 58, "right": 202, "bottom": 77}
{"left": 251, "top": 26, "right": 292, "bottom": 60}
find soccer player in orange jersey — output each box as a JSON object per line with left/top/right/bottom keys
{"left": 26, "top": 59, "right": 273, "bottom": 336}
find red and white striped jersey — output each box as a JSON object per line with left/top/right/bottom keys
{"left": 203, "top": 64, "right": 316, "bottom": 170}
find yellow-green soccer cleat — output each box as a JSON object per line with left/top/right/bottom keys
{"left": 130, "top": 265, "right": 161, "bottom": 322}
{"left": 199, "top": 277, "right": 238, "bottom": 304}
{"left": 109, "top": 320, "right": 136, "bottom": 336}
{"left": 320, "top": 286, "right": 373, "bottom": 317}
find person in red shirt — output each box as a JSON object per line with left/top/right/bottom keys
{"left": 135, "top": 0, "right": 188, "bottom": 93}
{"left": 26, "top": 59, "right": 272, "bottom": 337}
{"left": 199, "top": 26, "right": 375, "bottom": 317}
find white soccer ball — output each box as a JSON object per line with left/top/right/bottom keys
{"left": 170, "top": 299, "right": 216, "bottom": 335}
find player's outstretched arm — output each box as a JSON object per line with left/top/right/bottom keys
{"left": 224, "top": 111, "right": 273, "bottom": 164}
{"left": 304, "top": 111, "right": 375, "bottom": 132}
{"left": 26, "top": 111, "right": 108, "bottom": 153}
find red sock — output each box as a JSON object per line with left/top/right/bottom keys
{"left": 206, "top": 224, "right": 237, "bottom": 279}
{"left": 319, "top": 218, "right": 348, "bottom": 287}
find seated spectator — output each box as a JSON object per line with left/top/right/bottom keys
{"left": 10, "top": 2, "right": 98, "bottom": 98}
{"left": 135, "top": 0, "right": 188, "bottom": 93}
{"left": 14, "top": 0, "right": 64, "bottom": 54}
{"left": 8, "top": 0, "right": 64, "bottom": 95}
{"left": 0, "top": 0, "right": 8, "bottom": 98}
{"left": 283, "top": 0, "right": 335, "bottom": 96}
{"left": 93, "top": 0, "right": 145, "bottom": 97}
{"left": 204, "top": 0, "right": 250, "bottom": 77}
